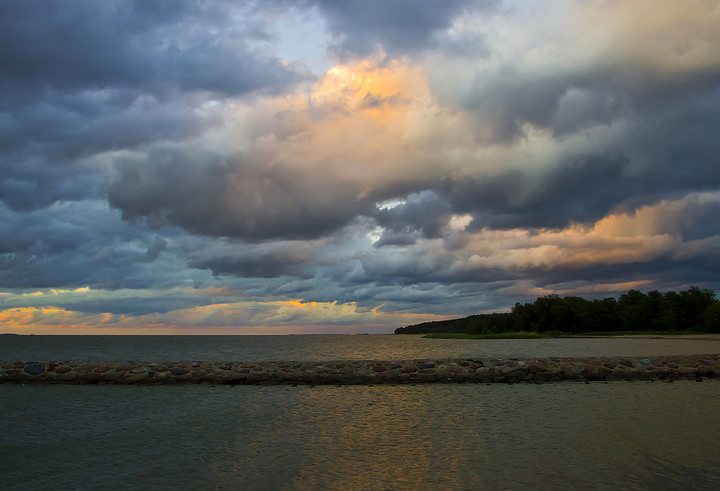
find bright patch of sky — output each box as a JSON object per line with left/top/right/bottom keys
{"left": 273, "top": 7, "right": 332, "bottom": 74}
{"left": 375, "top": 198, "right": 407, "bottom": 211}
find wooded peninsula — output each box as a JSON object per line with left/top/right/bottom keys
{"left": 394, "top": 287, "right": 720, "bottom": 336}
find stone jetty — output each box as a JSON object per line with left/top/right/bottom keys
{"left": 1, "top": 354, "right": 719, "bottom": 385}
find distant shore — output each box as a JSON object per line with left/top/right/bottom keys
{"left": 2, "top": 354, "right": 718, "bottom": 385}
{"left": 604, "top": 333, "right": 720, "bottom": 340}
{"left": 422, "top": 332, "right": 720, "bottom": 340}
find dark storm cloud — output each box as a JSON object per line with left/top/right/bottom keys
{"left": 364, "top": 153, "right": 636, "bottom": 240}
{"left": 397, "top": 65, "right": 720, "bottom": 234}
{"left": 0, "top": 158, "right": 103, "bottom": 212}
{"left": 144, "top": 236, "right": 167, "bottom": 262}
{"left": 357, "top": 249, "right": 515, "bottom": 286}
{"left": 443, "top": 154, "right": 634, "bottom": 230}
{"left": 530, "top": 255, "right": 720, "bottom": 299}
{"left": 373, "top": 190, "right": 452, "bottom": 245}
{"left": 0, "top": 1, "right": 300, "bottom": 102}
{"left": 0, "top": 93, "right": 211, "bottom": 211}
{"left": 676, "top": 201, "right": 720, "bottom": 241}
{"left": 0, "top": 0, "right": 306, "bottom": 212}
{"left": 313, "top": 0, "right": 498, "bottom": 58}
{"left": 106, "top": 149, "right": 375, "bottom": 240}
{"left": 186, "top": 239, "right": 319, "bottom": 278}
{"left": 0, "top": 201, "right": 207, "bottom": 290}
{"left": 463, "top": 63, "right": 720, "bottom": 143}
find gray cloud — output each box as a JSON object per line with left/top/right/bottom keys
{"left": 445, "top": 154, "right": 634, "bottom": 230}
{"left": 0, "top": 1, "right": 301, "bottom": 101}
{"left": 106, "top": 148, "right": 376, "bottom": 240}
{"left": 413, "top": 67, "right": 720, "bottom": 233}
{"left": 145, "top": 236, "right": 168, "bottom": 262}
{"left": 314, "top": 0, "right": 498, "bottom": 58}
{"left": 0, "top": 201, "right": 209, "bottom": 291}
{"left": 0, "top": 0, "right": 307, "bottom": 213}
{"left": 373, "top": 190, "right": 452, "bottom": 244}
{"left": 187, "top": 239, "right": 320, "bottom": 278}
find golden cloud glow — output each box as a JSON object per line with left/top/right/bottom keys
{"left": 0, "top": 298, "right": 454, "bottom": 335}
{"left": 223, "top": 57, "right": 478, "bottom": 197}
{"left": 446, "top": 192, "right": 720, "bottom": 273}
{"left": 311, "top": 60, "right": 430, "bottom": 116}
{"left": 283, "top": 300, "right": 318, "bottom": 308}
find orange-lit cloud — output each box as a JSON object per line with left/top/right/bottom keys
{"left": 445, "top": 193, "right": 720, "bottom": 273}
{"left": 222, "top": 56, "right": 476, "bottom": 200}
{"left": 0, "top": 297, "right": 454, "bottom": 335}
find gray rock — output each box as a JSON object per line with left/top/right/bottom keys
{"left": 24, "top": 363, "right": 45, "bottom": 375}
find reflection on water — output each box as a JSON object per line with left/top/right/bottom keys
{"left": 1, "top": 334, "right": 719, "bottom": 361}
{"left": 2, "top": 382, "right": 719, "bottom": 490}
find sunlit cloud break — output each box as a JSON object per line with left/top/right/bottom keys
{"left": 1, "top": 0, "right": 719, "bottom": 333}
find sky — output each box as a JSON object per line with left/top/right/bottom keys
{"left": 2, "top": 0, "right": 720, "bottom": 334}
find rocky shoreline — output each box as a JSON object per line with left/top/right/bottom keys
{"left": 1, "top": 354, "right": 719, "bottom": 385}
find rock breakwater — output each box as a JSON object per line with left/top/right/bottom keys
{"left": 1, "top": 354, "right": 719, "bottom": 385}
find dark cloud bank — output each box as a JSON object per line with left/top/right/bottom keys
{"left": 2, "top": 1, "right": 720, "bottom": 324}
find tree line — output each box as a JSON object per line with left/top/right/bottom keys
{"left": 394, "top": 286, "right": 720, "bottom": 335}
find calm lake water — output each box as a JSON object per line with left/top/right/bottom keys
{"left": 2, "top": 334, "right": 720, "bottom": 361}
{"left": 2, "top": 335, "right": 720, "bottom": 490}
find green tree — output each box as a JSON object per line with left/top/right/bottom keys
{"left": 618, "top": 290, "right": 653, "bottom": 330}
{"left": 680, "top": 286, "right": 716, "bottom": 330}
{"left": 659, "top": 291, "right": 683, "bottom": 331}
{"left": 577, "top": 298, "right": 620, "bottom": 332}
{"left": 704, "top": 301, "right": 720, "bottom": 333}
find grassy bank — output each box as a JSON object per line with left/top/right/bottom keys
{"left": 422, "top": 332, "right": 552, "bottom": 339}
{"left": 422, "top": 330, "right": 707, "bottom": 340}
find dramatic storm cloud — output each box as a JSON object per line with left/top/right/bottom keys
{"left": 2, "top": 0, "right": 720, "bottom": 333}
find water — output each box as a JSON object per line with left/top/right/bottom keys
{"left": 1, "top": 334, "right": 719, "bottom": 361}
{"left": 2, "top": 335, "right": 720, "bottom": 490}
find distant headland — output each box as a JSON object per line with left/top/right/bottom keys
{"left": 395, "top": 286, "right": 720, "bottom": 337}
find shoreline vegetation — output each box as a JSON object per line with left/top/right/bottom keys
{"left": 395, "top": 286, "right": 720, "bottom": 337}
{"left": 421, "top": 331, "right": 716, "bottom": 340}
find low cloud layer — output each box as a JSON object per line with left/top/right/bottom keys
{"left": 2, "top": 0, "right": 720, "bottom": 333}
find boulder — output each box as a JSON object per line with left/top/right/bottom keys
{"left": 23, "top": 363, "right": 45, "bottom": 376}
{"left": 697, "top": 366, "right": 714, "bottom": 378}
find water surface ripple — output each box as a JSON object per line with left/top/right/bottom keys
{"left": 2, "top": 382, "right": 719, "bottom": 490}
{"left": 1, "top": 334, "right": 719, "bottom": 361}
